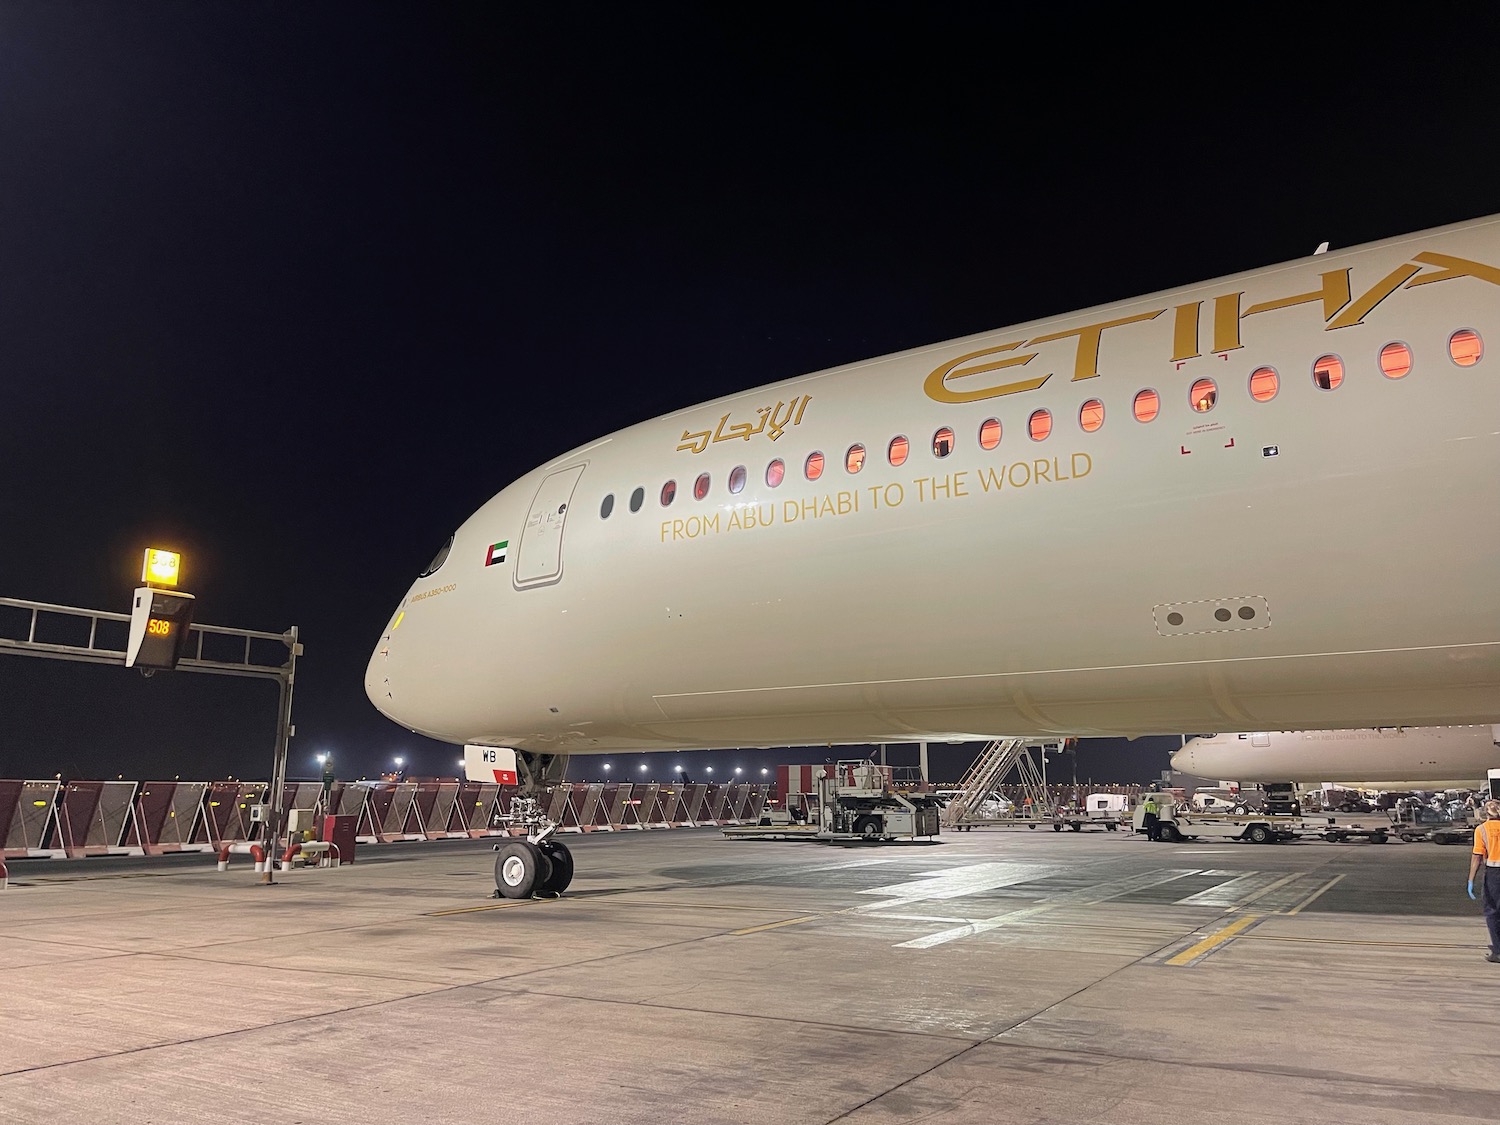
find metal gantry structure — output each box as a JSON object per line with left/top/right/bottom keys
{"left": 0, "top": 595, "right": 300, "bottom": 878}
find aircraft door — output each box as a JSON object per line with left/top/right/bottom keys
{"left": 514, "top": 463, "right": 587, "bottom": 589}
{"left": 1252, "top": 733, "right": 1271, "bottom": 747}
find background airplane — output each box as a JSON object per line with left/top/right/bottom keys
{"left": 1172, "top": 726, "right": 1500, "bottom": 788}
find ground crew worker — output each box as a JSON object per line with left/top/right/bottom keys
{"left": 1468, "top": 799, "right": 1500, "bottom": 963}
{"left": 1141, "top": 793, "right": 1161, "bottom": 841}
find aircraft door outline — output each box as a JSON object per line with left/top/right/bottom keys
{"left": 514, "top": 463, "right": 587, "bottom": 589}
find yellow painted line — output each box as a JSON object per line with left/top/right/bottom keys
{"left": 729, "top": 915, "right": 819, "bottom": 936}
{"left": 1240, "top": 934, "right": 1467, "bottom": 950}
{"left": 1165, "top": 914, "right": 1260, "bottom": 966}
{"left": 1285, "top": 874, "right": 1345, "bottom": 914}
{"left": 424, "top": 899, "right": 550, "bottom": 917}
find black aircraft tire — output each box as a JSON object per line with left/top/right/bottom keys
{"left": 495, "top": 840, "right": 548, "bottom": 899}
{"left": 538, "top": 840, "right": 575, "bottom": 893}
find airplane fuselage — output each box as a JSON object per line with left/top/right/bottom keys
{"left": 1172, "top": 726, "right": 1500, "bottom": 787}
{"left": 369, "top": 215, "right": 1500, "bottom": 754}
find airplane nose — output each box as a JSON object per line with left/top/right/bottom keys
{"left": 366, "top": 616, "right": 400, "bottom": 719}
{"left": 1170, "top": 745, "right": 1194, "bottom": 774}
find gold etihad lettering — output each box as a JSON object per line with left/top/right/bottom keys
{"left": 677, "top": 395, "right": 810, "bottom": 454}
{"left": 923, "top": 246, "right": 1500, "bottom": 405}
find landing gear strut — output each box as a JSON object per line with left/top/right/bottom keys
{"left": 490, "top": 753, "right": 574, "bottom": 899}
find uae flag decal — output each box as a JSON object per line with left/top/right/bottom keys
{"left": 485, "top": 540, "right": 509, "bottom": 566}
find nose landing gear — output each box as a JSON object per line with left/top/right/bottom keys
{"left": 491, "top": 794, "right": 574, "bottom": 899}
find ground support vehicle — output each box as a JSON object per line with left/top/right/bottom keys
{"left": 943, "top": 812, "right": 1052, "bottom": 832}
{"left": 1049, "top": 793, "right": 1132, "bottom": 832}
{"left": 724, "top": 761, "right": 940, "bottom": 842}
{"left": 1049, "top": 808, "right": 1125, "bottom": 832}
{"left": 1386, "top": 805, "right": 1475, "bottom": 844}
{"left": 1136, "top": 801, "right": 1385, "bottom": 844}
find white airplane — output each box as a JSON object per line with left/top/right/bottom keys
{"left": 1172, "top": 726, "right": 1500, "bottom": 788}
{"left": 368, "top": 212, "right": 1500, "bottom": 895}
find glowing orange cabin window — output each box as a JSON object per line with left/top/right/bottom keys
{"left": 845, "top": 444, "right": 865, "bottom": 473}
{"left": 728, "top": 465, "right": 746, "bottom": 494}
{"left": 1079, "top": 399, "right": 1104, "bottom": 432}
{"left": 888, "top": 435, "right": 909, "bottom": 466}
{"left": 1190, "top": 378, "right": 1217, "bottom": 412}
{"left": 660, "top": 480, "right": 677, "bottom": 506}
{"left": 933, "top": 427, "right": 955, "bottom": 457}
{"left": 766, "top": 459, "right": 785, "bottom": 487}
{"left": 1249, "top": 366, "right": 1279, "bottom": 401}
{"left": 1450, "top": 329, "right": 1483, "bottom": 367}
{"left": 1313, "top": 355, "right": 1343, "bottom": 391}
{"left": 693, "top": 473, "right": 710, "bottom": 500}
{"left": 1133, "top": 389, "right": 1159, "bottom": 422}
{"left": 805, "top": 451, "right": 825, "bottom": 481}
{"left": 1380, "top": 341, "right": 1412, "bottom": 379}
{"left": 1028, "top": 409, "right": 1052, "bottom": 441}
{"left": 978, "top": 418, "right": 1001, "bottom": 449}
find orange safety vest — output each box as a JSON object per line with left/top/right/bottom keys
{"left": 1474, "top": 820, "right": 1500, "bottom": 864}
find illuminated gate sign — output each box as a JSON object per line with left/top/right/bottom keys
{"left": 126, "top": 586, "right": 197, "bottom": 670}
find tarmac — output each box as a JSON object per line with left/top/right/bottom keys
{"left": 1, "top": 824, "right": 1496, "bottom": 1124}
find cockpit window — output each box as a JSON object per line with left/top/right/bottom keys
{"left": 418, "top": 533, "right": 454, "bottom": 577}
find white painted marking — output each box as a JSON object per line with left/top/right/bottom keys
{"left": 854, "top": 862, "right": 1060, "bottom": 913}
{"left": 897, "top": 869, "right": 1203, "bottom": 949}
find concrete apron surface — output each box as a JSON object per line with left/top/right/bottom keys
{"left": 0, "top": 827, "right": 1494, "bottom": 1124}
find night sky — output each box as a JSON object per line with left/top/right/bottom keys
{"left": 2, "top": 5, "right": 1496, "bottom": 786}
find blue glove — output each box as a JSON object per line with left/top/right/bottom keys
{"left": 1469, "top": 880, "right": 1477, "bottom": 901}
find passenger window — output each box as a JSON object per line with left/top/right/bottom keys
{"left": 978, "top": 418, "right": 1001, "bottom": 449}
{"left": 1028, "top": 409, "right": 1052, "bottom": 441}
{"left": 1312, "top": 355, "right": 1343, "bottom": 391}
{"left": 629, "top": 487, "right": 644, "bottom": 512}
{"left": 600, "top": 494, "right": 615, "bottom": 519}
{"left": 805, "top": 451, "right": 825, "bottom": 481}
{"left": 933, "top": 427, "right": 955, "bottom": 458}
{"left": 845, "top": 444, "right": 865, "bottom": 473}
{"left": 728, "top": 465, "right": 747, "bottom": 494}
{"left": 766, "top": 459, "right": 785, "bottom": 487}
{"left": 1249, "top": 366, "right": 1279, "bottom": 401}
{"left": 1079, "top": 399, "right": 1104, "bottom": 432}
{"left": 1380, "top": 341, "right": 1412, "bottom": 379}
{"left": 1132, "top": 389, "right": 1159, "bottom": 422}
{"left": 888, "top": 435, "right": 910, "bottom": 466}
{"left": 1449, "top": 329, "right": 1483, "bottom": 367}
{"left": 1190, "top": 378, "right": 1217, "bottom": 412}
{"left": 694, "top": 473, "right": 711, "bottom": 500}
{"left": 660, "top": 480, "right": 677, "bottom": 507}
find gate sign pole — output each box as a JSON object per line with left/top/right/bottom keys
{"left": 2, "top": 543, "right": 301, "bottom": 882}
